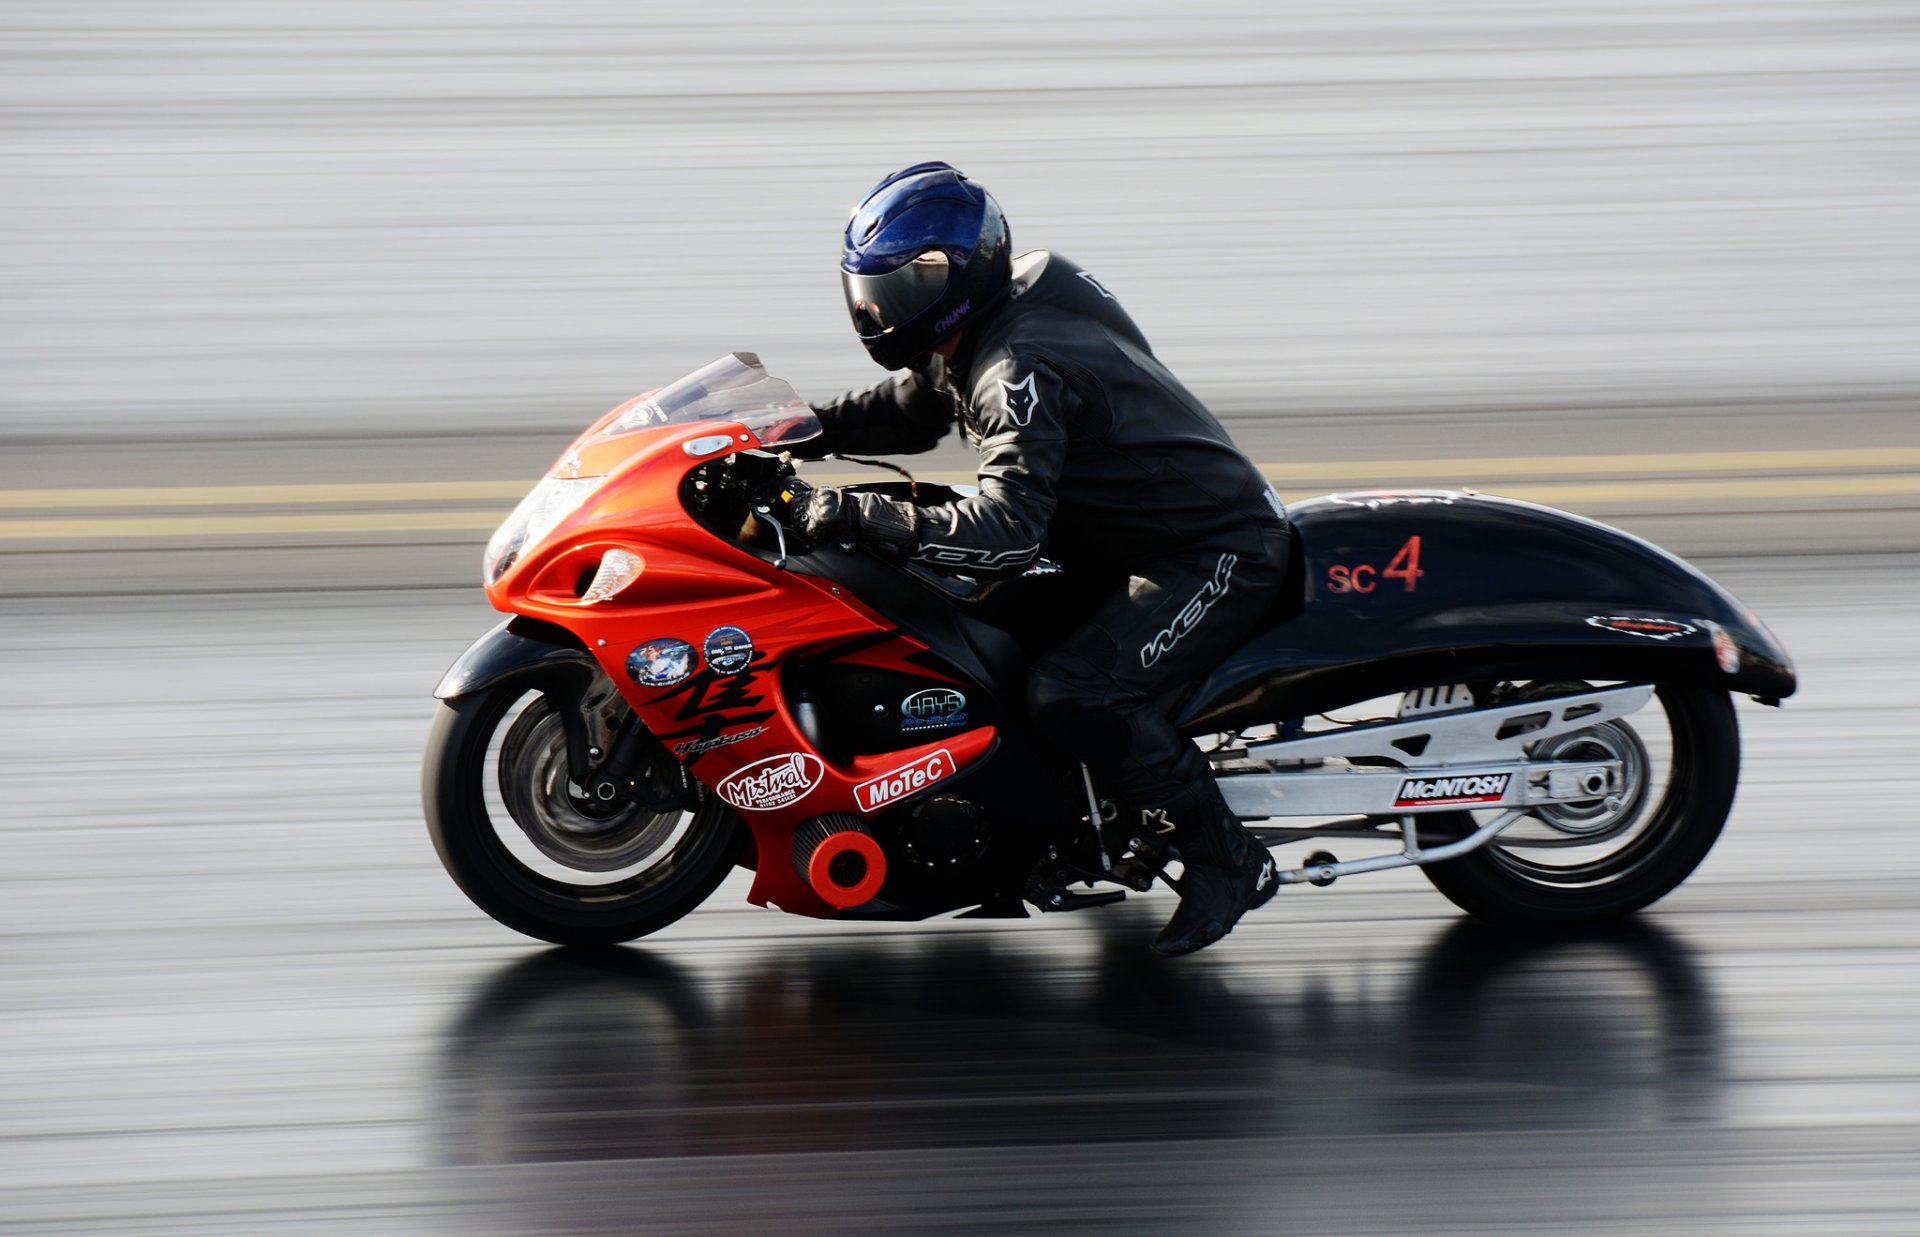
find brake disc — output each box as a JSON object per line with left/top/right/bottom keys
{"left": 497, "top": 700, "right": 684, "bottom": 873}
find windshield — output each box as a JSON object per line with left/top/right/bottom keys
{"left": 596, "top": 352, "right": 821, "bottom": 448}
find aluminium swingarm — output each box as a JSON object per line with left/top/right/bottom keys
{"left": 1212, "top": 684, "right": 1654, "bottom": 884}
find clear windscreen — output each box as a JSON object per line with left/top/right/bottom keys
{"left": 597, "top": 352, "right": 821, "bottom": 448}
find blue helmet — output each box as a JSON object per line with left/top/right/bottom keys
{"left": 840, "top": 162, "right": 1012, "bottom": 371}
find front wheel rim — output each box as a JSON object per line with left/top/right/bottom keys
{"left": 470, "top": 689, "right": 733, "bottom": 911}
{"left": 497, "top": 700, "right": 685, "bottom": 872}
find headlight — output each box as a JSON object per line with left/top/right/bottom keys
{"left": 483, "top": 476, "right": 603, "bottom": 584}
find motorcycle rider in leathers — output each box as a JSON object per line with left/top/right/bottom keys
{"left": 787, "top": 163, "right": 1289, "bottom": 955}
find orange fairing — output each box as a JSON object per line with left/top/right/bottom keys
{"left": 484, "top": 418, "right": 761, "bottom": 611}
{"left": 483, "top": 380, "right": 996, "bottom": 920}
{"left": 730, "top": 729, "right": 999, "bottom": 918}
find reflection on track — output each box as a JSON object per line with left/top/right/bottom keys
{"left": 6, "top": 565, "right": 1915, "bottom": 1232}
{"left": 435, "top": 917, "right": 1721, "bottom": 1169}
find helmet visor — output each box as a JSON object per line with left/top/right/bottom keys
{"left": 842, "top": 251, "right": 950, "bottom": 337}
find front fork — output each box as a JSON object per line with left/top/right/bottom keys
{"left": 552, "top": 676, "right": 699, "bottom": 815}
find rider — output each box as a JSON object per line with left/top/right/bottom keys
{"left": 787, "top": 162, "right": 1290, "bottom": 955}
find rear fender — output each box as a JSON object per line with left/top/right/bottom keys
{"left": 1174, "top": 492, "right": 1797, "bottom": 733}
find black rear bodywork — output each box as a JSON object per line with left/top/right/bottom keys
{"left": 1173, "top": 491, "right": 1796, "bottom": 732}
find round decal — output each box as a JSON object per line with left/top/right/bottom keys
{"left": 627, "top": 638, "right": 694, "bottom": 688}
{"left": 704, "top": 625, "right": 754, "bottom": 675}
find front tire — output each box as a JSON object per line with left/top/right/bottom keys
{"left": 423, "top": 683, "right": 746, "bottom": 945}
{"left": 1420, "top": 685, "right": 1739, "bottom": 923}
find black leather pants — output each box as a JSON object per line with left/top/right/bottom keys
{"left": 1025, "top": 522, "right": 1291, "bottom": 820}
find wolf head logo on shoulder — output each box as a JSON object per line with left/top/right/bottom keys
{"left": 1000, "top": 372, "right": 1040, "bottom": 426}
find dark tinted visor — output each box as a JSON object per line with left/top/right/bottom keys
{"left": 842, "top": 251, "right": 950, "bottom": 336}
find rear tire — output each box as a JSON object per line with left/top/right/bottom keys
{"left": 423, "top": 683, "right": 746, "bottom": 945}
{"left": 1420, "top": 685, "right": 1739, "bottom": 923}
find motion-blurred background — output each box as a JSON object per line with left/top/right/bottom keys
{"left": 3, "top": 4, "right": 1918, "bottom": 1233}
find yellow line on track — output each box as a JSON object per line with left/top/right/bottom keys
{"left": 1, "top": 446, "right": 1917, "bottom": 512}
{"left": 1490, "top": 474, "right": 1920, "bottom": 504}
{"left": 0, "top": 480, "right": 529, "bottom": 510}
{"left": 0, "top": 511, "right": 510, "bottom": 540}
{"left": 2, "top": 477, "right": 1916, "bottom": 541}
{"left": 1259, "top": 445, "right": 1920, "bottom": 483}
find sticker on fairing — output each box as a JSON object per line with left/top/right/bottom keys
{"left": 627, "top": 638, "right": 695, "bottom": 688}
{"left": 716, "top": 753, "right": 822, "bottom": 812}
{"left": 1394, "top": 772, "right": 1512, "bottom": 808}
{"left": 899, "top": 688, "right": 968, "bottom": 733}
{"left": 854, "top": 749, "right": 956, "bottom": 813}
{"left": 673, "top": 726, "right": 766, "bottom": 757}
{"left": 1585, "top": 615, "right": 1698, "bottom": 642}
{"left": 1702, "top": 620, "right": 1741, "bottom": 674}
{"left": 703, "top": 625, "right": 754, "bottom": 675}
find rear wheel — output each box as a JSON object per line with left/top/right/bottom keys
{"left": 423, "top": 682, "right": 746, "bottom": 945}
{"left": 1420, "top": 684, "right": 1738, "bottom": 923}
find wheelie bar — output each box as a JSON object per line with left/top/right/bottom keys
{"left": 1270, "top": 809, "right": 1527, "bottom": 887}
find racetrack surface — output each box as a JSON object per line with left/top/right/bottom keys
{"left": 1, "top": 551, "right": 1916, "bottom": 1234}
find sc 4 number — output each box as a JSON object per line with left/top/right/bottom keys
{"left": 1327, "top": 536, "right": 1424, "bottom": 595}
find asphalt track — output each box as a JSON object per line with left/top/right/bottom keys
{"left": 1, "top": 535, "right": 1917, "bottom": 1234}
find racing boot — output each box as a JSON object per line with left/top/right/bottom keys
{"left": 1150, "top": 791, "right": 1279, "bottom": 957}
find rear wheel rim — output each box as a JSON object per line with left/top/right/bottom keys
{"left": 1480, "top": 686, "right": 1693, "bottom": 888}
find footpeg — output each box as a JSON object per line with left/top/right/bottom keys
{"left": 1038, "top": 888, "right": 1126, "bottom": 913}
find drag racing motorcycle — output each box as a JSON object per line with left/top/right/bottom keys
{"left": 423, "top": 354, "right": 1797, "bottom": 944}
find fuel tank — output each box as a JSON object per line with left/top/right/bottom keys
{"left": 1174, "top": 490, "right": 1796, "bottom": 733}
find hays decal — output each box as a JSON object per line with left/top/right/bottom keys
{"left": 899, "top": 688, "right": 968, "bottom": 733}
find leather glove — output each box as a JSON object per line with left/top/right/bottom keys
{"left": 787, "top": 487, "right": 859, "bottom": 543}
{"left": 787, "top": 488, "right": 921, "bottom": 565}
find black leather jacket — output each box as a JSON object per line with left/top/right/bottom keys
{"left": 810, "top": 250, "right": 1287, "bottom": 579}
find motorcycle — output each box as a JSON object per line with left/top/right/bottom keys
{"left": 423, "top": 353, "right": 1797, "bottom": 944}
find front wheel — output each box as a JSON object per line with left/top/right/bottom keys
{"left": 1420, "top": 684, "right": 1739, "bottom": 923}
{"left": 423, "top": 683, "right": 746, "bottom": 945}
